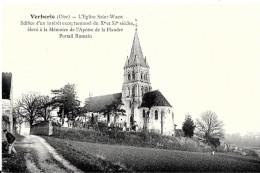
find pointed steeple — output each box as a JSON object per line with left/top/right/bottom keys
{"left": 130, "top": 30, "right": 144, "bottom": 60}
{"left": 124, "top": 29, "right": 149, "bottom": 68}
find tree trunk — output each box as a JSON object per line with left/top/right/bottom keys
{"left": 62, "top": 106, "right": 64, "bottom": 125}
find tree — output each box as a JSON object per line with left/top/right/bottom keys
{"left": 16, "top": 92, "right": 42, "bottom": 127}
{"left": 13, "top": 105, "right": 25, "bottom": 134}
{"left": 196, "top": 110, "right": 224, "bottom": 138}
{"left": 37, "top": 95, "right": 53, "bottom": 121}
{"left": 182, "top": 114, "right": 196, "bottom": 137}
{"left": 51, "top": 83, "right": 80, "bottom": 124}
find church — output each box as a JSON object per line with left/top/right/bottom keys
{"left": 84, "top": 28, "right": 174, "bottom": 136}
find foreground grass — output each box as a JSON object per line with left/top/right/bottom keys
{"left": 2, "top": 134, "right": 28, "bottom": 173}
{"left": 43, "top": 136, "right": 260, "bottom": 172}
{"left": 42, "top": 136, "right": 128, "bottom": 172}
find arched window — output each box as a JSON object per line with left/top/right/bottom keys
{"left": 127, "top": 87, "right": 130, "bottom": 96}
{"left": 155, "top": 110, "right": 158, "bottom": 120}
{"left": 128, "top": 72, "right": 131, "bottom": 80}
{"left": 143, "top": 110, "right": 145, "bottom": 118}
{"left": 132, "top": 86, "right": 135, "bottom": 97}
{"left": 132, "top": 71, "right": 135, "bottom": 80}
{"left": 145, "top": 87, "right": 148, "bottom": 93}
{"left": 141, "top": 86, "right": 144, "bottom": 96}
{"left": 141, "top": 72, "right": 143, "bottom": 80}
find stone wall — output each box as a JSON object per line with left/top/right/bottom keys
{"left": 30, "top": 121, "right": 53, "bottom": 136}
{"left": 137, "top": 106, "right": 174, "bottom": 136}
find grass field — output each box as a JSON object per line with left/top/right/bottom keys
{"left": 43, "top": 136, "right": 260, "bottom": 172}
{"left": 42, "top": 136, "right": 127, "bottom": 172}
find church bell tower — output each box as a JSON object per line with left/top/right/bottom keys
{"left": 122, "top": 28, "right": 152, "bottom": 127}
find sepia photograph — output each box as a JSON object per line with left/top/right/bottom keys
{"left": 1, "top": 1, "right": 260, "bottom": 172}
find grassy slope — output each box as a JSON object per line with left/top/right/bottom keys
{"left": 2, "top": 134, "right": 28, "bottom": 173}
{"left": 43, "top": 136, "right": 260, "bottom": 172}
{"left": 42, "top": 136, "right": 127, "bottom": 172}
{"left": 52, "top": 127, "right": 207, "bottom": 152}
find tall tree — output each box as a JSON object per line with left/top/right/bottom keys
{"left": 13, "top": 105, "right": 25, "bottom": 134}
{"left": 196, "top": 110, "right": 224, "bottom": 138}
{"left": 51, "top": 83, "right": 80, "bottom": 124}
{"left": 182, "top": 114, "right": 196, "bottom": 138}
{"left": 16, "top": 92, "right": 42, "bottom": 127}
{"left": 37, "top": 95, "right": 53, "bottom": 121}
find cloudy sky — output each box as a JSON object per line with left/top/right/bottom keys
{"left": 2, "top": 3, "right": 260, "bottom": 134}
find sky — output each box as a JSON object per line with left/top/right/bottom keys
{"left": 2, "top": 3, "right": 260, "bottom": 134}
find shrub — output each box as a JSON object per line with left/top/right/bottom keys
{"left": 109, "top": 126, "right": 123, "bottom": 132}
{"left": 182, "top": 115, "right": 196, "bottom": 137}
{"left": 97, "top": 122, "right": 109, "bottom": 131}
{"left": 243, "top": 148, "right": 259, "bottom": 157}
{"left": 2, "top": 115, "right": 10, "bottom": 123}
{"left": 52, "top": 127, "right": 206, "bottom": 152}
{"left": 2, "top": 141, "right": 9, "bottom": 153}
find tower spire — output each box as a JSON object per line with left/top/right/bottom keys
{"left": 124, "top": 23, "right": 149, "bottom": 68}
{"left": 135, "top": 19, "right": 138, "bottom": 31}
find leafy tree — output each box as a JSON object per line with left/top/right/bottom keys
{"left": 51, "top": 83, "right": 80, "bottom": 124}
{"left": 37, "top": 95, "right": 53, "bottom": 121}
{"left": 182, "top": 114, "right": 196, "bottom": 137}
{"left": 196, "top": 110, "right": 224, "bottom": 139}
{"left": 205, "top": 134, "right": 220, "bottom": 148}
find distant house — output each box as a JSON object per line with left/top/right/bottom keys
{"left": 83, "top": 29, "right": 175, "bottom": 136}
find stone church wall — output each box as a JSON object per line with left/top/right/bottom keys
{"left": 135, "top": 107, "right": 174, "bottom": 136}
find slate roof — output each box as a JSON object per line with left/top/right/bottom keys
{"left": 124, "top": 30, "right": 149, "bottom": 68}
{"left": 83, "top": 93, "right": 123, "bottom": 112}
{"left": 140, "top": 90, "right": 172, "bottom": 108}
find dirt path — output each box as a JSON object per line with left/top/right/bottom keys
{"left": 17, "top": 135, "right": 83, "bottom": 173}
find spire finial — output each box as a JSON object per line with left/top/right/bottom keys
{"left": 135, "top": 19, "right": 138, "bottom": 31}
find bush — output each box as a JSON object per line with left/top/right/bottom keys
{"left": 2, "top": 141, "right": 9, "bottom": 153}
{"left": 97, "top": 122, "right": 109, "bottom": 131}
{"left": 205, "top": 136, "right": 220, "bottom": 148}
{"left": 52, "top": 127, "right": 206, "bottom": 152}
{"left": 109, "top": 126, "right": 123, "bottom": 132}
{"left": 2, "top": 115, "right": 10, "bottom": 123}
{"left": 242, "top": 148, "right": 259, "bottom": 157}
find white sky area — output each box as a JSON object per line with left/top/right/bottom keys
{"left": 2, "top": 4, "right": 260, "bottom": 135}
